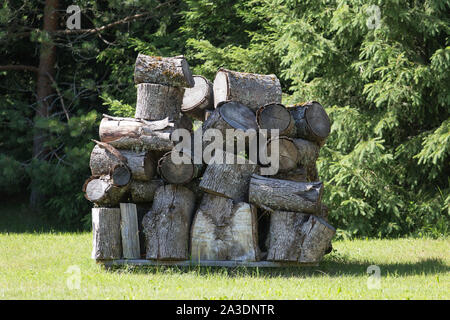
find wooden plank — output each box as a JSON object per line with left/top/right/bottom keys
{"left": 120, "top": 203, "right": 140, "bottom": 259}
{"left": 99, "top": 259, "right": 318, "bottom": 268}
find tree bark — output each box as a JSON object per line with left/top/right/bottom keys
{"left": 84, "top": 175, "right": 129, "bottom": 207}
{"left": 256, "top": 103, "right": 295, "bottom": 136}
{"left": 134, "top": 53, "right": 195, "bottom": 87}
{"left": 267, "top": 212, "right": 335, "bottom": 263}
{"left": 213, "top": 68, "right": 282, "bottom": 112}
{"left": 90, "top": 145, "right": 155, "bottom": 181}
{"left": 142, "top": 185, "right": 196, "bottom": 260}
{"left": 249, "top": 174, "right": 323, "bottom": 214}
{"left": 182, "top": 75, "right": 214, "bottom": 120}
{"left": 199, "top": 150, "right": 258, "bottom": 202}
{"left": 91, "top": 207, "right": 122, "bottom": 260}
{"left": 130, "top": 179, "right": 164, "bottom": 203}
{"left": 191, "top": 193, "right": 260, "bottom": 261}
{"left": 265, "top": 136, "right": 299, "bottom": 173}
{"left": 288, "top": 101, "right": 331, "bottom": 146}
{"left": 157, "top": 150, "right": 203, "bottom": 184}
{"left": 30, "top": 0, "right": 59, "bottom": 209}
{"left": 135, "top": 83, "right": 184, "bottom": 121}
{"left": 119, "top": 203, "right": 140, "bottom": 259}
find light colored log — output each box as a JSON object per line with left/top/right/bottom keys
{"left": 84, "top": 175, "right": 129, "bottom": 207}
{"left": 249, "top": 174, "right": 323, "bottom": 214}
{"left": 213, "top": 68, "right": 282, "bottom": 112}
{"left": 135, "top": 83, "right": 184, "bottom": 121}
{"left": 190, "top": 194, "right": 259, "bottom": 261}
{"left": 119, "top": 203, "right": 140, "bottom": 259}
{"left": 134, "top": 53, "right": 195, "bottom": 87}
{"left": 182, "top": 75, "right": 214, "bottom": 120}
{"left": 92, "top": 207, "right": 122, "bottom": 260}
{"left": 267, "top": 212, "right": 335, "bottom": 263}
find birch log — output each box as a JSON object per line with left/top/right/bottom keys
{"left": 182, "top": 75, "right": 214, "bottom": 120}
{"left": 190, "top": 193, "right": 259, "bottom": 261}
{"left": 90, "top": 145, "right": 155, "bottom": 181}
{"left": 142, "top": 185, "right": 196, "bottom": 260}
{"left": 267, "top": 212, "right": 335, "bottom": 263}
{"left": 135, "top": 83, "right": 184, "bottom": 121}
{"left": 199, "top": 150, "right": 257, "bottom": 202}
{"left": 91, "top": 207, "right": 122, "bottom": 260}
{"left": 120, "top": 203, "right": 140, "bottom": 259}
{"left": 249, "top": 174, "right": 323, "bottom": 214}
{"left": 288, "top": 101, "right": 331, "bottom": 146}
{"left": 134, "top": 53, "right": 195, "bottom": 87}
{"left": 213, "top": 68, "right": 282, "bottom": 112}
{"left": 84, "top": 175, "right": 129, "bottom": 207}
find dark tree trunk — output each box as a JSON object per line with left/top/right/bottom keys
{"left": 30, "top": 0, "right": 59, "bottom": 209}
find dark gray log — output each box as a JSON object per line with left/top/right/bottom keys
{"left": 256, "top": 103, "right": 295, "bottom": 136}
{"left": 268, "top": 166, "right": 308, "bottom": 182}
{"left": 135, "top": 83, "right": 184, "bottom": 121}
{"left": 90, "top": 145, "right": 155, "bottom": 181}
{"left": 91, "top": 207, "right": 122, "bottom": 260}
{"left": 249, "top": 174, "right": 323, "bottom": 214}
{"left": 134, "top": 53, "right": 195, "bottom": 87}
{"left": 288, "top": 101, "right": 331, "bottom": 145}
{"left": 84, "top": 175, "right": 129, "bottom": 207}
{"left": 190, "top": 193, "right": 259, "bottom": 261}
{"left": 130, "top": 179, "right": 164, "bottom": 203}
{"left": 120, "top": 203, "right": 140, "bottom": 259}
{"left": 142, "top": 185, "right": 196, "bottom": 260}
{"left": 182, "top": 75, "right": 214, "bottom": 120}
{"left": 213, "top": 68, "right": 282, "bottom": 112}
{"left": 199, "top": 150, "right": 257, "bottom": 202}
{"left": 267, "top": 212, "right": 335, "bottom": 263}
{"left": 157, "top": 150, "right": 203, "bottom": 184}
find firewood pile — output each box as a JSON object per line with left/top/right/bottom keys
{"left": 85, "top": 53, "right": 336, "bottom": 266}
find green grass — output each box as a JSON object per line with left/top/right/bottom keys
{"left": 0, "top": 205, "right": 449, "bottom": 299}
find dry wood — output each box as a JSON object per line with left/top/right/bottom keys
{"left": 267, "top": 212, "right": 335, "bottom": 263}
{"left": 256, "top": 103, "right": 295, "bottom": 136}
{"left": 288, "top": 101, "right": 331, "bottom": 145}
{"left": 120, "top": 203, "right": 140, "bottom": 259}
{"left": 191, "top": 193, "right": 259, "bottom": 261}
{"left": 90, "top": 145, "right": 155, "bottom": 181}
{"left": 135, "top": 83, "right": 184, "bottom": 121}
{"left": 130, "top": 179, "right": 164, "bottom": 203}
{"left": 142, "top": 185, "right": 196, "bottom": 260}
{"left": 249, "top": 174, "right": 323, "bottom": 214}
{"left": 265, "top": 136, "right": 299, "bottom": 173}
{"left": 91, "top": 207, "right": 122, "bottom": 260}
{"left": 199, "top": 150, "right": 258, "bottom": 202}
{"left": 157, "top": 150, "right": 203, "bottom": 184}
{"left": 84, "top": 175, "right": 129, "bottom": 207}
{"left": 182, "top": 75, "right": 214, "bottom": 120}
{"left": 134, "top": 53, "right": 195, "bottom": 87}
{"left": 213, "top": 68, "right": 282, "bottom": 112}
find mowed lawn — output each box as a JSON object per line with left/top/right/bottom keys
{"left": 0, "top": 210, "right": 448, "bottom": 299}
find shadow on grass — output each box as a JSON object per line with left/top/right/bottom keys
{"left": 102, "top": 253, "right": 449, "bottom": 278}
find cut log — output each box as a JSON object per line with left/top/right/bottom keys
{"left": 142, "top": 185, "right": 196, "bottom": 260}
{"left": 268, "top": 166, "right": 308, "bottom": 182}
{"left": 91, "top": 207, "right": 122, "bottom": 260}
{"left": 119, "top": 203, "right": 140, "bottom": 259}
{"left": 199, "top": 150, "right": 258, "bottom": 202}
{"left": 182, "top": 75, "right": 214, "bottom": 120}
{"left": 213, "top": 68, "right": 282, "bottom": 112}
{"left": 267, "top": 212, "right": 335, "bottom": 263}
{"left": 292, "top": 138, "right": 320, "bottom": 180}
{"left": 256, "top": 103, "right": 295, "bottom": 136}
{"left": 265, "top": 136, "right": 299, "bottom": 173}
{"left": 249, "top": 174, "right": 323, "bottom": 214}
{"left": 288, "top": 101, "right": 331, "bottom": 145}
{"left": 135, "top": 83, "right": 184, "bottom": 121}
{"left": 90, "top": 144, "right": 155, "bottom": 181}
{"left": 84, "top": 175, "right": 129, "bottom": 207}
{"left": 130, "top": 179, "right": 164, "bottom": 203}
{"left": 191, "top": 193, "right": 259, "bottom": 261}
{"left": 157, "top": 150, "right": 203, "bottom": 184}
{"left": 134, "top": 53, "right": 195, "bottom": 88}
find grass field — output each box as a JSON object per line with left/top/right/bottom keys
{"left": 0, "top": 207, "right": 448, "bottom": 299}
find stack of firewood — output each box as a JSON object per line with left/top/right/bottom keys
{"left": 85, "top": 53, "right": 336, "bottom": 265}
